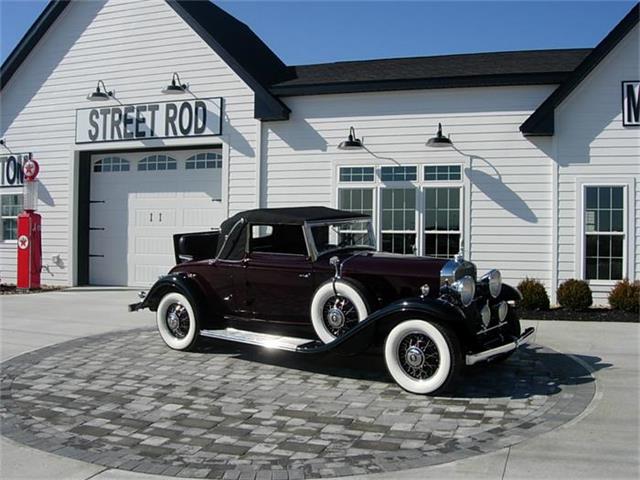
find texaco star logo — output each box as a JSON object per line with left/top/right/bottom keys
{"left": 18, "top": 235, "right": 29, "bottom": 250}
{"left": 23, "top": 159, "right": 40, "bottom": 181}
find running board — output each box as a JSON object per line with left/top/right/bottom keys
{"left": 200, "top": 328, "right": 317, "bottom": 352}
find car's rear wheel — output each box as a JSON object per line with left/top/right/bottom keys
{"left": 384, "top": 319, "right": 461, "bottom": 395}
{"left": 156, "top": 291, "right": 200, "bottom": 351}
{"left": 310, "top": 280, "right": 369, "bottom": 343}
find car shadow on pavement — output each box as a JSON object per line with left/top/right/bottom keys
{"left": 193, "top": 340, "right": 611, "bottom": 399}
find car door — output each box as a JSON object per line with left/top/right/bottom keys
{"left": 242, "top": 224, "right": 315, "bottom": 323}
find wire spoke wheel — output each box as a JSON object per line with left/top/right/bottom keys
{"left": 322, "top": 295, "right": 359, "bottom": 337}
{"left": 398, "top": 332, "right": 440, "bottom": 380}
{"left": 165, "top": 303, "right": 190, "bottom": 339}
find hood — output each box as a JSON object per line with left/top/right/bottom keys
{"left": 336, "top": 250, "right": 448, "bottom": 279}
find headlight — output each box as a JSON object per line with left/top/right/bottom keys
{"left": 482, "top": 269, "right": 502, "bottom": 298}
{"left": 452, "top": 275, "right": 475, "bottom": 307}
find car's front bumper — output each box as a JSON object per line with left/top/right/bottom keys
{"left": 465, "top": 327, "right": 535, "bottom": 365}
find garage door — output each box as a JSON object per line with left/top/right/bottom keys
{"left": 89, "top": 149, "right": 225, "bottom": 286}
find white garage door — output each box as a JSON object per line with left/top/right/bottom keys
{"left": 89, "top": 149, "right": 225, "bottom": 286}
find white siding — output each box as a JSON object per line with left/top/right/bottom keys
{"left": 0, "top": 0, "right": 258, "bottom": 285}
{"left": 264, "top": 86, "right": 557, "bottom": 289}
{"left": 555, "top": 24, "right": 640, "bottom": 303}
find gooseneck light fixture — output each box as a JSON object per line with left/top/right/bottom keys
{"left": 162, "top": 72, "right": 189, "bottom": 94}
{"left": 426, "top": 123, "right": 453, "bottom": 148}
{"left": 87, "top": 80, "right": 114, "bottom": 101}
{"left": 337, "top": 126, "right": 364, "bottom": 150}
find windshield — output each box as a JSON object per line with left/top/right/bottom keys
{"left": 309, "top": 219, "right": 376, "bottom": 257}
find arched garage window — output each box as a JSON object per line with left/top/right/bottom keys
{"left": 138, "top": 155, "right": 177, "bottom": 171}
{"left": 93, "top": 157, "right": 130, "bottom": 173}
{"left": 185, "top": 152, "right": 222, "bottom": 170}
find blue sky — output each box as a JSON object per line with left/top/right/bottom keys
{"left": 1, "top": 1, "right": 636, "bottom": 65}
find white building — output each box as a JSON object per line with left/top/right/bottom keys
{"left": 0, "top": 0, "right": 638, "bottom": 304}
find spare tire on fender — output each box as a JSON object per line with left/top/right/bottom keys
{"left": 310, "top": 280, "right": 369, "bottom": 343}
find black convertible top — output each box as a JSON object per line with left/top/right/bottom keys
{"left": 216, "top": 207, "right": 370, "bottom": 259}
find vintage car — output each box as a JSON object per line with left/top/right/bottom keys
{"left": 130, "top": 206, "right": 534, "bottom": 395}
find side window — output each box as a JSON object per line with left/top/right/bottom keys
{"left": 249, "top": 224, "right": 308, "bottom": 256}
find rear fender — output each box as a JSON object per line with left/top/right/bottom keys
{"left": 130, "top": 273, "right": 222, "bottom": 327}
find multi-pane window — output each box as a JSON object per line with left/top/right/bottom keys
{"left": 138, "top": 154, "right": 177, "bottom": 171}
{"left": 93, "top": 157, "right": 130, "bottom": 173}
{"left": 424, "top": 165, "right": 461, "bottom": 181}
{"left": 584, "top": 186, "right": 625, "bottom": 280}
{"left": 1, "top": 194, "right": 23, "bottom": 241}
{"left": 381, "top": 166, "right": 417, "bottom": 182}
{"left": 339, "top": 167, "right": 374, "bottom": 182}
{"left": 424, "top": 187, "right": 461, "bottom": 258}
{"left": 186, "top": 152, "right": 222, "bottom": 170}
{"left": 381, "top": 188, "right": 416, "bottom": 254}
{"left": 338, "top": 188, "right": 374, "bottom": 244}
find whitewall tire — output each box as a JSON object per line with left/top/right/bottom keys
{"left": 310, "top": 280, "right": 369, "bottom": 343}
{"left": 156, "top": 292, "right": 199, "bottom": 351}
{"left": 384, "top": 319, "right": 460, "bottom": 395}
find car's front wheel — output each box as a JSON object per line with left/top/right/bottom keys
{"left": 384, "top": 319, "right": 461, "bottom": 395}
{"left": 156, "top": 291, "right": 200, "bottom": 351}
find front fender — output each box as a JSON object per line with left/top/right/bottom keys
{"left": 497, "top": 283, "right": 522, "bottom": 303}
{"left": 301, "top": 296, "right": 474, "bottom": 355}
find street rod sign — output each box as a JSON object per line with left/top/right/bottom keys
{"left": 75, "top": 97, "right": 223, "bottom": 144}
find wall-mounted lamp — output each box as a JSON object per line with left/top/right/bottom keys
{"left": 87, "top": 80, "right": 114, "bottom": 101}
{"left": 426, "top": 123, "right": 453, "bottom": 148}
{"left": 162, "top": 72, "right": 189, "bottom": 94}
{"left": 337, "top": 126, "right": 364, "bottom": 150}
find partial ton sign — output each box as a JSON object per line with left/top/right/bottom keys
{"left": 75, "top": 97, "right": 223, "bottom": 143}
{"left": 622, "top": 81, "right": 640, "bottom": 127}
{"left": 1, "top": 153, "right": 30, "bottom": 188}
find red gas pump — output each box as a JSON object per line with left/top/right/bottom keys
{"left": 16, "top": 157, "right": 41, "bottom": 290}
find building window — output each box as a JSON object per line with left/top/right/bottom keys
{"left": 138, "top": 155, "right": 177, "bottom": 171}
{"left": 424, "top": 165, "right": 461, "bottom": 181}
{"left": 1, "top": 194, "right": 23, "bottom": 241}
{"left": 338, "top": 188, "right": 374, "bottom": 243}
{"left": 584, "top": 186, "right": 625, "bottom": 280}
{"left": 186, "top": 152, "right": 222, "bottom": 170}
{"left": 381, "top": 166, "right": 417, "bottom": 182}
{"left": 339, "top": 167, "right": 375, "bottom": 182}
{"left": 381, "top": 188, "right": 416, "bottom": 254}
{"left": 424, "top": 187, "right": 461, "bottom": 258}
{"left": 93, "top": 157, "right": 130, "bottom": 173}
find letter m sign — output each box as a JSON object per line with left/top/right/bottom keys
{"left": 622, "top": 81, "right": 640, "bottom": 126}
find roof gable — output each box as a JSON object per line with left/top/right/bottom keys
{"left": 0, "top": 0, "right": 290, "bottom": 121}
{"left": 520, "top": 3, "right": 639, "bottom": 136}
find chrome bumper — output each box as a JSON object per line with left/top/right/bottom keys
{"left": 465, "top": 327, "right": 535, "bottom": 366}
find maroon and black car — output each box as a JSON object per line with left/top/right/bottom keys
{"left": 130, "top": 206, "right": 534, "bottom": 395}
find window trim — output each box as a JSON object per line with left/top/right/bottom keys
{"left": 576, "top": 178, "right": 636, "bottom": 284}
{"left": 0, "top": 191, "right": 23, "bottom": 243}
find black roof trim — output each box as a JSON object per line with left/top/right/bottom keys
{"left": 271, "top": 72, "right": 574, "bottom": 97}
{"left": 167, "top": 0, "right": 290, "bottom": 121}
{"left": 0, "top": 0, "right": 69, "bottom": 89}
{"left": 520, "top": 3, "right": 640, "bottom": 136}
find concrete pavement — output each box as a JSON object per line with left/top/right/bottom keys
{"left": 1, "top": 289, "right": 638, "bottom": 480}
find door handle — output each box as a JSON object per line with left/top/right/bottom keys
{"left": 159, "top": 212, "right": 162, "bottom": 222}
{"left": 298, "top": 272, "right": 311, "bottom": 278}
{"left": 149, "top": 213, "right": 153, "bottom": 222}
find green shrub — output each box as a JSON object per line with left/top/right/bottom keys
{"left": 517, "top": 278, "right": 550, "bottom": 310}
{"left": 557, "top": 279, "right": 593, "bottom": 311}
{"left": 608, "top": 279, "right": 640, "bottom": 313}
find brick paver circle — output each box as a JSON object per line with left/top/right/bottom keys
{"left": 1, "top": 328, "right": 595, "bottom": 479}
